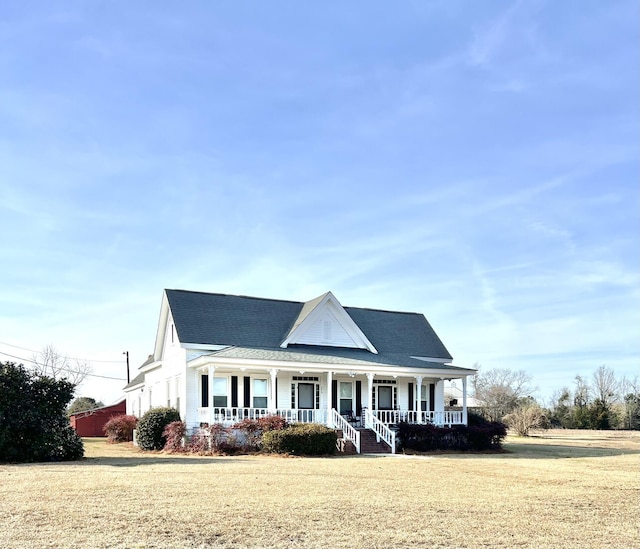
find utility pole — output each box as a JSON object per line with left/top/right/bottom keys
{"left": 123, "top": 351, "right": 130, "bottom": 383}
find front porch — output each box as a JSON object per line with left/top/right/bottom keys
{"left": 191, "top": 363, "right": 471, "bottom": 454}
{"left": 195, "top": 405, "right": 466, "bottom": 455}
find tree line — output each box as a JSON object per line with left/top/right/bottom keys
{"left": 470, "top": 364, "right": 640, "bottom": 435}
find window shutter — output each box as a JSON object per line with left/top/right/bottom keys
{"left": 201, "top": 375, "right": 209, "bottom": 407}
{"left": 408, "top": 383, "right": 414, "bottom": 411}
{"left": 332, "top": 380, "right": 337, "bottom": 409}
{"left": 356, "top": 380, "right": 362, "bottom": 415}
{"left": 243, "top": 377, "right": 251, "bottom": 407}
{"left": 231, "top": 376, "right": 238, "bottom": 408}
{"left": 429, "top": 383, "right": 435, "bottom": 412}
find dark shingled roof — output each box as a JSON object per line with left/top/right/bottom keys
{"left": 165, "top": 289, "right": 453, "bottom": 361}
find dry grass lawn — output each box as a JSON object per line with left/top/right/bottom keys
{"left": 1, "top": 430, "right": 638, "bottom": 548}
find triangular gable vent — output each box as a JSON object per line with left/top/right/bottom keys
{"left": 281, "top": 292, "right": 378, "bottom": 354}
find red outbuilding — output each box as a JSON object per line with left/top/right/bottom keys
{"left": 69, "top": 399, "right": 126, "bottom": 437}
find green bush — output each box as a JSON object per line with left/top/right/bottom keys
{"left": 135, "top": 407, "right": 181, "bottom": 450}
{"left": 0, "top": 362, "right": 84, "bottom": 462}
{"left": 262, "top": 423, "right": 337, "bottom": 455}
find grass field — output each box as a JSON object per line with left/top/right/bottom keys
{"left": 1, "top": 430, "right": 638, "bottom": 548}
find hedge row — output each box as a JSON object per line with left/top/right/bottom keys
{"left": 396, "top": 416, "right": 507, "bottom": 452}
{"left": 262, "top": 423, "right": 336, "bottom": 455}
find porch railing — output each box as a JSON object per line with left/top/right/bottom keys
{"left": 197, "top": 407, "right": 327, "bottom": 426}
{"left": 363, "top": 409, "right": 396, "bottom": 454}
{"left": 331, "top": 409, "right": 361, "bottom": 454}
{"left": 196, "top": 407, "right": 462, "bottom": 428}
{"left": 373, "top": 410, "right": 463, "bottom": 426}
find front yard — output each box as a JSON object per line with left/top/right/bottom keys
{"left": 0, "top": 430, "right": 638, "bottom": 548}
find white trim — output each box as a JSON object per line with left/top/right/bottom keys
{"left": 139, "top": 360, "right": 162, "bottom": 374}
{"left": 123, "top": 381, "right": 144, "bottom": 393}
{"left": 182, "top": 343, "right": 229, "bottom": 352}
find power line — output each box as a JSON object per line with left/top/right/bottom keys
{"left": 0, "top": 350, "right": 127, "bottom": 381}
{"left": 0, "top": 341, "right": 128, "bottom": 364}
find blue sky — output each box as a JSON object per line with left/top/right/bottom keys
{"left": 1, "top": 1, "right": 638, "bottom": 405}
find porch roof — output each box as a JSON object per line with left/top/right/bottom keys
{"left": 191, "top": 344, "right": 472, "bottom": 374}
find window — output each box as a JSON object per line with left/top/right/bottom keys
{"left": 175, "top": 377, "right": 181, "bottom": 410}
{"left": 253, "top": 379, "right": 268, "bottom": 409}
{"left": 421, "top": 385, "right": 428, "bottom": 412}
{"left": 213, "top": 377, "right": 228, "bottom": 408}
{"left": 166, "top": 380, "right": 171, "bottom": 407}
{"left": 339, "top": 382, "right": 353, "bottom": 414}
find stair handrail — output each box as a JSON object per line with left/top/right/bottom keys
{"left": 363, "top": 409, "right": 396, "bottom": 454}
{"left": 331, "top": 409, "right": 361, "bottom": 454}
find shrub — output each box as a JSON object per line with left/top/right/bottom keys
{"left": 504, "top": 404, "right": 549, "bottom": 436}
{"left": 103, "top": 415, "right": 138, "bottom": 442}
{"left": 0, "top": 362, "right": 84, "bottom": 462}
{"left": 135, "top": 407, "right": 181, "bottom": 451}
{"left": 262, "top": 423, "right": 337, "bottom": 455}
{"left": 232, "top": 418, "right": 263, "bottom": 449}
{"left": 396, "top": 417, "right": 507, "bottom": 453}
{"left": 207, "top": 423, "right": 242, "bottom": 454}
{"left": 232, "top": 415, "right": 289, "bottom": 450}
{"left": 256, "top": 415, "right": 289, "bottom": 432}
{"left": 163, "top": 421, "right": 187, "bottom": 452}
{"left": 186, "top": 429, "right": 210, "bottom": 453}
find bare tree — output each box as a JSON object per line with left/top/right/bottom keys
{"left": 591, "top": 365, "right": 619, "bottom": 408}
{"left": 504, "top": 403, "right": 548, "bottom": 436}
{"left": 471, "top": 367, "right": 536, "bottom": 421}
{"left": 31, "top": 344, "right": 93, "bottom": 387}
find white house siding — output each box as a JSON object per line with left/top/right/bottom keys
{"left": 295, "top": 310, "right": 359, "bottom": 348}
{"left": 184, "top": 367, "right": 199, "bottom": 427}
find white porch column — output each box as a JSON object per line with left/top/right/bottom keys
{"left": 366, "top": 373, "right": 374, "bottom": 414}
{"left": 269, "top": 368, "right": 278, "bottom": 412}
{"left": 415, "top": 375, "right": 423, "bottom": 423}
{"left": 462, "top": 376, "right": 468, "bottom": 425}
{"left": 326, "top": 371, "right": 333, "bottom": 427}
{"left": 435, "top": 379, "right": 445, "bottom": 415}
{"left": 207, "top": 365, "right": 215, "bottom": 425}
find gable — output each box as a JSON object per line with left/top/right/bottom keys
{"left": 280, "top": 292, "right": 377, "bottom": 353}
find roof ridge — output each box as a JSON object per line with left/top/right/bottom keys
{"left": 165, "top": 288, "right": 303, "bottom": 305}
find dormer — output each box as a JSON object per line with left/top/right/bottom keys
{"left": 280, "top": 292, "right": 378, "bottom": 353}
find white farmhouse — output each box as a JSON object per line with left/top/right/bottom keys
{"left": 124, "top": 289, "right": 476, "bottom": 453}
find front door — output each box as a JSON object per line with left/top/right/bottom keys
{"left": 298, "top": 383, "right": 315, "bottom": 409}
{"left": 297, "top": 383, "right": 316, "bottom": 422}
{"left": 377, "top": 385, "right": 393, "bottom": 410}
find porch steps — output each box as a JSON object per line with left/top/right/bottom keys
{"left": 336, "top": 428, "right": 392, "bottom": 454}
{"left": 358, "top": 428, "right": 392, "bottom": 454}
